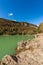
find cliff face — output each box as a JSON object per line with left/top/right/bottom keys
{"left": 0, "top": 18, "right": 37, "bottom": 35}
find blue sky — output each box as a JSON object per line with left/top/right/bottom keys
{"left": 0, "top": 0, "right": 43, "bottom": 25}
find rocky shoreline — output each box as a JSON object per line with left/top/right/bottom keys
{"left": 0, "top": 33, "right": 43, "bottom": 65}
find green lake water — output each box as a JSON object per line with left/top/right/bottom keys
{"left": 0, "top": 35, "right": 34, "bottom": 60}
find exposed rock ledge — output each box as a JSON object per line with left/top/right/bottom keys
{"left": 1, "top": 33, "right": 43, "bottom": 65}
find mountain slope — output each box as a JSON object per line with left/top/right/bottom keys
{"left": 38, "top": 23, "right": 43, "bottom": 33}
{"left": 0, "top": 18, "right": 37, "bottom": 35}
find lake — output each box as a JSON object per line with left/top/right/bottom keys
{"left": 0, "top": 35, "right": 34, "bottom": 60}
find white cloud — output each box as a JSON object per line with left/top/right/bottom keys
{"left": 37, "top": 25, "right": 39, "bottom": 26}
{"left": 13, "top": 20, "right": 16, "bottom": 21}
{"left": 8, "top": 13, "right": 13, "bottom": 16}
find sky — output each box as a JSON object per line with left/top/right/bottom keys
{"left": 0, "top": 0, "right": 43, "bottom": 25}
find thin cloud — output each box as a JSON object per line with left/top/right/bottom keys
{"left": 37, "top": 25, "right": 39, "bottom": 26}
{"left": 8, "top": 13, "right": 13, "bottom": 16}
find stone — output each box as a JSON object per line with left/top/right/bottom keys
{"left": 1, "top": 55, "right": 17, "bottom": 65}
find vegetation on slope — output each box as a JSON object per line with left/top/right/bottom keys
{"left": 38, "top": 23, "right": 43, "bottom": 33}
{"left": 0, "top": 18, "right": 38, "bottom": 35}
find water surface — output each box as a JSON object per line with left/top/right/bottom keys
{"left": 0, "top": 35, "right": 34, "bottom": 60}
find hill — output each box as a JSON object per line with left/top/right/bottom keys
{"left": 38, "top": 23, "right": 43, "bottom": 33}
{"left": 0, "top": 18, "right": 37, "bottom": 35}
